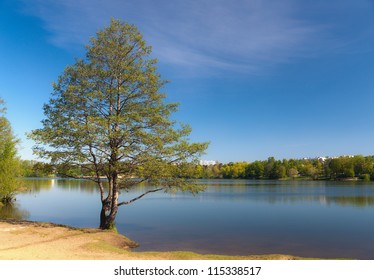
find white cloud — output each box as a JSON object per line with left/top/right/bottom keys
{"left": 19, "top": 0, "right": 328, "bottom": 73}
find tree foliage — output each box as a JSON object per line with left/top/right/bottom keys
{"left": 188, "top": 155, "right": 374, "bottom": 181}
{"left": 19, "top": 160, "right": 54, "bottom": 177}
{"left": 29, "top": 19, "right": 208, "bottom": 229}
{"left": 0, "top": 98, "right": 20, "bottom": 204}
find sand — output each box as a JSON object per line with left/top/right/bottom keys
{"left": 0, "top": 220, "right": 304, "bottom": 260}
{"left": 0, "top": 220, "right": 138, "bottom": 260}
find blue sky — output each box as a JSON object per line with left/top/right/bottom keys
{"left": 1, "top": 0, "right": 374, "bottom": 163}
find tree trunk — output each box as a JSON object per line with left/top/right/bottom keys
{"left": 99, "top": 198, "right": 116, "bottom": 229}
{"left": 99, "top": 174, "right": 119, "bottom": 230}
{"left": 99, "top": 207, "right": 109, "bottom": 229}
{"left": 99, "top": 207, "right": 118, "bottom": 229}
{"left": 100, "top": 212, "right": 117, "bottom": 229}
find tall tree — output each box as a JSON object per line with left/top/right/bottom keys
{"left": 29, "top": 19, "right": 208, "bottom": 229}
{"left": 0, "top": 98, "right": 20, "bottom": 204}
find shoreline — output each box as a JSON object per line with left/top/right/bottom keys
{"left": 0, "top": 219, "right": 308, "bottom": 260}
{"left": 18, "top": 176, "right": 370, "bottom": 182}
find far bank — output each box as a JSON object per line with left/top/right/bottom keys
{"left": 19, "top": 155, "right": 374, "bottom": 182}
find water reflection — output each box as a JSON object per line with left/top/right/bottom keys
{"left": 55, "top": 179, "right": 99, "bottom": 193}
{"left": 21, "top": 178, "right": 53, "bottom": 193}
{"left": 327, "top": 196, "right": 374, "bottom": 207}
{"left": 196, "top": 185, "right": 374, "bottom": 208}
{"left": 0, "top": 202, "right": 30, "bottom": 220}
{"left": 10, "top": 178, "right": 374, "bottom": 258}
{"left": 17, "top": 178, "right": 374, "bottom": 208}
{"left": 20, "top": 178, "right": 101, "bottom": 194}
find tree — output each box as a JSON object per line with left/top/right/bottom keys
{"left": 328, "top": 158, "right": 342, "bottom": 179}
{"left": 0, "top": 98, "right": 20, "bottom": 204}
{"left": 303, "top": 163, "right": 319, "bottom": 180}
{"left": 245, "top": 161, "right": 265, "bottom": 179}
{"left": 29, "top": 19, "right": 208, "bottom": 229}
{"left": 274, "top": 165, "right": 286, "bottom": 179}
{"left": 287, "top": 168, "right": 298, "bottom": 179}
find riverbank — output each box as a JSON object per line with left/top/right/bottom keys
{"left": 0, "top": 220, "right": 306, "bottom": 260}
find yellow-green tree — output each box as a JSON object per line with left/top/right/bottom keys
{"left": 0, "top": 98, "right": 20, "bottom": 204}
{"left": 29, "top": 19, "right": 208, "bottom": 229}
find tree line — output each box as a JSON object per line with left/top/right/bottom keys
{"left": 19, "top": 155, "right": 374, "bottom": 181}
{"left": 192, "top": 156, "right": 374, "bottom": 181}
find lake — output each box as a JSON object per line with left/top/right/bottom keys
{"left": 2, "top": 178, "right": 374, "bottom": 259}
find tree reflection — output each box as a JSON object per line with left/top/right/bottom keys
{"left": 18, "top": 178, "right": 100, "bottom": 194}
{"left": 56, "top": 179, "right": 99, "bottom": 193}
{"left": 20, "top": 179, "right": 53, "bottom": 194}
{"left": 327, "top": 196, "right": 374, "bottom": 207}
{"left": 0, "top": 202, "right": 30, "bottom": 220}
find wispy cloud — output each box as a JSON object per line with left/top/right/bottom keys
{"left": 146, "top": 0, "right": 322, "bottom": 73}
{"left": 18, "top": 0, "right": 351, "bottom": 74}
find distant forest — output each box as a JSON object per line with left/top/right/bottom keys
{"left": 20, "top": 155, "right": 374, "bottom": 181}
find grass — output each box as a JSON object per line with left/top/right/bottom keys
{"left": 88, "top": 240, "right": 310, "bottom": 260}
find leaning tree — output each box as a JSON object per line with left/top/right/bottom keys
{"left": 30, "top": 19, "right": 208, "bottom": 229}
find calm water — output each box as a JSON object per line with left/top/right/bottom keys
{"left": 2, "top": 178, "right": 374, "bottom": 259}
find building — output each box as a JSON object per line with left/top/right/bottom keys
{"left": 199, "top": 160, "right": 218, "bottom": 166}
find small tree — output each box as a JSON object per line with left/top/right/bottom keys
{"left": 287, "top": 168, "right": 298, "bottom": 179}
{"left": 29, "top": 19, "right": 208, "bottom": 229}
{"left": 0, "top": 98, "right": 20, "bottom": 204}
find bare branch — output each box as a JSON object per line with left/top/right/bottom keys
{"left": 118, "top": 188, "right": 163, "bottom": 206}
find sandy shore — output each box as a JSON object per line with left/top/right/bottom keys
{"left": 0, "top": 220, "right": 139, "bottom": 260}
{"left": 0, "top": 220, "right": 304, "bottom": 260}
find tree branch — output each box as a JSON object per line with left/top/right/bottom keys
{"left": 118, "top": 188, "right": 163, "bottom": 206}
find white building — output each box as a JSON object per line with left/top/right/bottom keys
{"left": 199, "top": 160, "right": 218, "bottom": 166}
